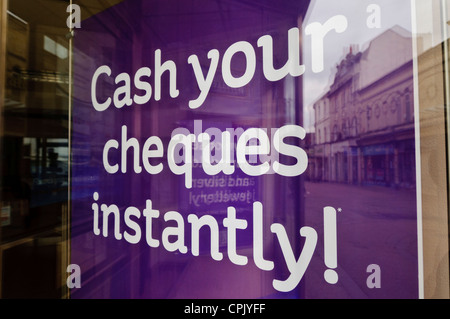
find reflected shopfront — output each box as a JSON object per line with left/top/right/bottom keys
{"left": 0, "top": 0, "right": 71, "bottom": 298}
{"left": 0, "top": 0, "right": 450, "bottom": 299}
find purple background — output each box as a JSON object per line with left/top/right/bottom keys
{"left": 71, "top": 0, "right": 419, "bottom": 298}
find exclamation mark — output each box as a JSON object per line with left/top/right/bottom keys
{"left": 324, "top": 206, "right": 338, "bottom": 284}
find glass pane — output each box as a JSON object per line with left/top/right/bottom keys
{"left": 0, "top": 0, "right": 70, "bottom": 298}
{"left": 1, "top": 0, "right": 449, "bottom": 300}
{"left": 414, "top": 0, "right": 450, "bottom": 299}
{"left": 67, "top": 0, "right": 447, "bottom": 299}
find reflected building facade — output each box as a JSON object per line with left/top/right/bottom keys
{"left": 308, "top": 26, "right": 415, "bottom": 188}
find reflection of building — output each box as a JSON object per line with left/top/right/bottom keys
{"left": 308, "top": 27, "right": 415, "bottom": 188}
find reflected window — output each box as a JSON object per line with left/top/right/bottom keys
{"left": 342, "top": 121, "right": 348, "bottom": 138}
{"left": 332, "top": 124, "right": 339, "bottom": 141}
{"left": 351, "top": 117, "right": 358, "bottom": 136}
{"left": 43, "top": 35, "right": 68, "bottom": 60}
{"left": 405, "top": 90, "right": 412, "bottom": 122}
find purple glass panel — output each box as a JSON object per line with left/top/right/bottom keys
{"left": 71, "top": 0, "right": 420, "bottom": 298}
